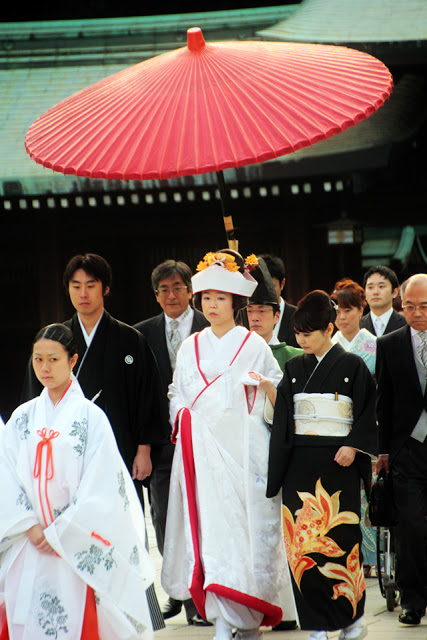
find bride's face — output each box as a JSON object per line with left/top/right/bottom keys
{"left": 201, "top": 290, "right": 234, "bottom": 327}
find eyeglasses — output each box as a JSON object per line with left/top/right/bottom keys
{"left": 155, "top": 285, "right": 188, "bottom": 296}
{"left": 402, "top": 304, "right": 427, "bottom": 313}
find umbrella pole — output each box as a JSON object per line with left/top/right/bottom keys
{"left": 216, "top": 170, "right": 238, "bottom": 251}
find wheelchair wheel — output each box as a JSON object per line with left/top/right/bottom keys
{"left": 376, "top": 526, "right": 399, "bottom": 611}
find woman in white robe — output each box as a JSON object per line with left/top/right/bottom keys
{"left": 0, "top": 324, "right": 155, "bottom": 640}
{"left": 161, "top": 251, "right": 295, "bottom": 640}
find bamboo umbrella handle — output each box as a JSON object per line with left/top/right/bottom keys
{"left": 216, "top": 170, "right": 238, "bottom": 251}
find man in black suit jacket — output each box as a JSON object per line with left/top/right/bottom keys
{"left": 360, "top": 265, "right": 406, "bottom": 336}
{"left": 258, "top": 253, "right": 298, "bottom": 347}
{"left": 135, "top": 259, "right": 210, "bottom": 625}
{"left": 376, "top": 274, "right": 427, "bottom": 625}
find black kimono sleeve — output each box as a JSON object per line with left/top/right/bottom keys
{"left": 341, "top": 355, "right": 378, "bottom": 458}
{"left": 266, "top": 362, "right": 294, "bottom": 498}
{"left": 131, "top": 330, "right": 170, "bottom": 447}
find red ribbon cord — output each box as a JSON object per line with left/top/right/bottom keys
{"left": 91, "top": 531, "right": 111, "bottom": 546}
{"left": 33, "top": 428, "right": 59, "bottom": 527}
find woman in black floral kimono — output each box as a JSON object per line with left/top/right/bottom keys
{"left": 267, "top": 291, "right": 377, "bottom": 640}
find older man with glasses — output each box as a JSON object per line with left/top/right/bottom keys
{"left": 376, "top": 273, "right": 427, "bottom": 626}
{"left": 135, "top": 259, "right": 210, "bottom": 626}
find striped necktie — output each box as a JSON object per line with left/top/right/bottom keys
{"left": 418, "top": 332, "right": 427, "bottom": 368}
{"left": 169, "top": 319, "right": 181, "bottom": 355}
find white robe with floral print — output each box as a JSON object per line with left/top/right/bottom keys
{"left": 0, "top": 379, "right": 154, "bottom": 640}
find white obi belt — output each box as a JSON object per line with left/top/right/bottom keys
{"left": 293, "top": 392, "right": 353, "bottom": 437}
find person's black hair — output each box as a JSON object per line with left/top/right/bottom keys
{"left": 217, "top": 248, "right": 245, "bottom": 274}
{"left": 293, "top": 290, "right": 336, "bottom": 333}
{"left": 258, "top": 253, "right": 286, "bottom": 281}
{"left": 33, "top": 323, "right": 77, "bottom": 359}
{"left": 362, "top": 265, "right": 399, "bottom": 291}
{"left": 63, "top": 253, "right": 112, "bottom": 294}
{"left": 151, "top": 260, "right": 193, "bottom": 292}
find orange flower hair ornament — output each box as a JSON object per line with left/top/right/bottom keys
{"left": 244, "top": 254, "right": 259, "bottom": 272}
{"left": 196, "top": 252, "right": 258, "bottom": 273}
{"left": 196, "top": 252, "right": 240, "bottom": 272}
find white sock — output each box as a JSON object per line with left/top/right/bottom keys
{"left": 344, "top": 618, "right": 363, "bottom": 631}
{"left": 341, "top": 617, "right": 366, "bottom": 639}
{"left": 236, "top": 630, "right": 261, "bottom": 640}
{"left": 308, "top": 632, "right": 328, "bottom": 640}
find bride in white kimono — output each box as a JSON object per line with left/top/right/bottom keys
{"left": 161, "top": 251, "right": 295, "bottom": 640}
{"left": 0, "top": 324, "right": 155, "bottom": 640}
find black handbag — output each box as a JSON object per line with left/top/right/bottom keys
{"left": 368, "top": 469, "right": 398, "bottom": 527}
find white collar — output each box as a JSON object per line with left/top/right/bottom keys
{"left": 273, "top": 297, "right": 285, "bottom": 336}
{"left": 78, "top": 310, "right": 104, "bottom": 347}
{"left": 164, "top": 305, "right": 192, "bottom": 327}
{"left": 370, "top": 307, "right": 393, "bottom": 327}
{"left": 315, "top": 345, "right": 334, "bottom": 363}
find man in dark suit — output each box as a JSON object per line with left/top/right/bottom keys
{"left": 376, "top": 273, "right": 427, "bottom": 625}
{"left": 360, "top": 265, "right": 406, "bottom": 336}
{"left": 258, "top": 253, "right": 298, "bottom": 348}
{"left": 135, "top": 259, "right": 210, "bottom": 626}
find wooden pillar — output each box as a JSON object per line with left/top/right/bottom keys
{"left": 37, "top": 212, "right": 64, "bottom": 327}
{"left": 282, "top": 200, "right": 310, "bottom": 305}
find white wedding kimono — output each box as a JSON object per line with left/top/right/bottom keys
{"left": 161, "top": 326, "right": 295, "bottom": 629}
{"left": 0, "top": 379, "right": 154, "bottom": 640}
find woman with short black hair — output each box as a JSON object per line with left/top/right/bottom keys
{"left": 267, "top": 291, "right": 377, "bottom": 640}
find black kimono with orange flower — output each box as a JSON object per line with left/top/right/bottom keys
{"left": 267, "top": 344, "right": 377, "bottom": 632}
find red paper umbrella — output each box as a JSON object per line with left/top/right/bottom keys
{"left": 25, "top": 27, "right": 392, "bottom": 246}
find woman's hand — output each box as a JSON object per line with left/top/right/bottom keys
{"left": 334, "top": 446, "right": 356, "bottom": 467}
{"left": 248, "top": 372, "right": 277, "bottom": 407}
{"left": 248, "top": 371, "right": 263, "bottom": 383}
{"left": 26, "top": 524, "right": 56, "bottom": 554}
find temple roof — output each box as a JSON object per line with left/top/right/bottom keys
{"left": 259, "top": 0, "right": 427, "bottom": 44}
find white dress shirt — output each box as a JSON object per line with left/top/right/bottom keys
{"left": 272, "top": 297, "right": 285, "bottom": 338}
{"left": 370, "top": 307, "right": 393, "bottom": 336}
